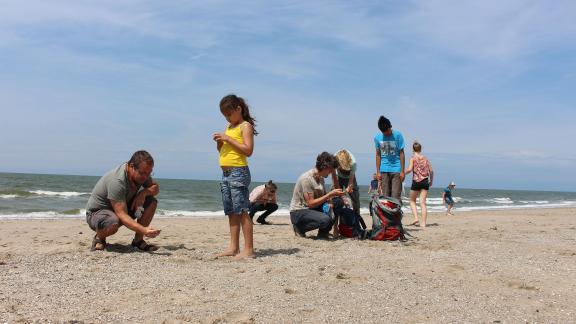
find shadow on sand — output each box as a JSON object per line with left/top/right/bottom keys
{"left": 256, "top": 248, "right": 300, "bottom": 257}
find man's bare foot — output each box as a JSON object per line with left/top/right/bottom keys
{"left": 233, "top": 250, "right": 256, "bottom": 260}
{"left": 216, "top": 249, "right": 239, "bottom": 257}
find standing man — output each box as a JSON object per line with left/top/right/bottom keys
{"left": 85, "top": 150, "right": 161, "bottom": 251}
{"left": 374, "top": 116, "right": 405, "bottom": 203}
{"left": 249, "top": 180, "right": 279, "bottom": 225}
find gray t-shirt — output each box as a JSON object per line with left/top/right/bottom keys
{"left": 86, "top": 163, "right": 152, "bottom": 212}
{"left": 289, "top": 169, "right": 326, "bottom": 211}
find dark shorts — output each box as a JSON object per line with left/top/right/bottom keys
{"left": 86, "top": 196, "right": 157, "bottom": 231}
{"left": 411, "top": 179, "right": 430, "bottom": 191}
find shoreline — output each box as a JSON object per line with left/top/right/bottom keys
{"left": 1, "top": 207, "right": 575, "bottom": 323}
{"left": 1, "top": 205, "right": 576, "bottom": 221}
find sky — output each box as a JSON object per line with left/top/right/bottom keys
{"left": 0, "top": 0, "right": 575, "bottom": 191}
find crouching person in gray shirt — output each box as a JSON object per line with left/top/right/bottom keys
{"left": 85, "top": 150, "right": 161, "bottom": 251}
{"left": 289, "top": 152, "right": 345, "bottom": 239}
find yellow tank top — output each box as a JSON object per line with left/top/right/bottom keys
{"left": 219, "top": 121, "right": 249, "bottom": 167}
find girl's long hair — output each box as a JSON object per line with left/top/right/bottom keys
{"left": 220, "top": 94, "right": 258, "bottom": 135}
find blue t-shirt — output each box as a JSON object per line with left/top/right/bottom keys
{"left": 374, "top": 130, "right": 405, "bottom": 173}
{"left": 444, "top": 187, "right": 453, "bottom": 202}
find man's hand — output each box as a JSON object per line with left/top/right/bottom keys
{"left": 346, "top": 185, "right": 353, "bottom": 193}
{"left": 400, "top": 171, "right": 405, "bottom": 182}
{"left": 329, "top": 189, "right": 345, "bottom": 198}
{"left": 144, "top": 227, "right": 161, "bottom": 238}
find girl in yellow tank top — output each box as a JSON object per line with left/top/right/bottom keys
{"left": 219, "top": 121, "right": 249, "bottom": 166}
{"left": 212, "top": 94, "right": 258, "bottom": 260}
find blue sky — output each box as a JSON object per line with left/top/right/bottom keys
{"left": 1, "top": 0, "right": 575, "bottom": 191}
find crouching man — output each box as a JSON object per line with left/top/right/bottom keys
{"left": 289, "top": 152, "right": 345, "bottom": 239}
{"left": 85, "top": 150, "right": 161, "bottom": 251}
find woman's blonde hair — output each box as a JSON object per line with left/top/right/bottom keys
{"left": 335, "top": 149, "right": 353, "bottom": 171}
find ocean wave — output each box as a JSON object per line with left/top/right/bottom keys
{"left": 455, "top": 201, "right": 576, "bottom": 211}
{"left": 423, "top": 197, "right": 464, "bottom": 205}
{"left": 156, "top": 208, "right": 293, "bottom": 218}
{"left": 0, "top": 210, "right": 86, "bottom": 220}
{"left": 402, "top": 200, "right": 576, "bottom": 213}
{"left": 0, "top": 190, "right": 35, "bottom": 198}
{"left": 1, "top": 201, "right": 575, "bottom": 220}
{"left": 519, "top": 200, "right": 549, "bottom": 204}
{"left": 489, "top": 197, "right": 514, "bottom": 204}
{"left": 0, "top": 189, "right": 89, "bottom": 199}
{"left": 30, "top": 190, "right": 90, "bottom": 197}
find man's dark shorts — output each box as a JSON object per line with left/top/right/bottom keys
{"left": 86, "top": 196, "right": 157, "bottom": 231}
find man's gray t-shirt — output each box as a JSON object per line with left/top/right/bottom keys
{"left": 86, "top": 163, "right": 152, "bottom": 212}
{"left": 289, "top": 169, "right": 326, "bottom": 211}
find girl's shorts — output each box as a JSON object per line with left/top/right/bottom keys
{"left": 220, "top": 166, "right": 251, "bottom": 215}
{"left": 411, "top": 178, "right": 430, "bottom": 191}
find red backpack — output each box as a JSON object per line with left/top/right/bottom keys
{"left": 370, "top": 196, "right": 405, "bottom": 241}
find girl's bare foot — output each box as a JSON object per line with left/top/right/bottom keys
{"left": 420, "top": 223, "right": 426, "bottom": 228}
{"left": 216, "top": 249, "right": 239, "bottom": 257}
{"left": 233, "top": 250, "right": 256, "bottom": 260}
{"left": 409, "top": 220, "right": 419, "bottom": 226}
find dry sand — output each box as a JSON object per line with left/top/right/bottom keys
{"left": 1, "top": 208, "right": 575, "bottom": 323}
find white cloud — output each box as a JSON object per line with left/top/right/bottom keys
{"left": 402, "top": 0, "right": 576, "bottom": 61}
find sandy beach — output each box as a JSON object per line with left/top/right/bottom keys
{"left": 1, "top": 208, "right": 575, "bottom": 323}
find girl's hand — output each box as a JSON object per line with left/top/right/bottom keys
{"left": 212, "top": 132, "right": 227, "bottom": 142}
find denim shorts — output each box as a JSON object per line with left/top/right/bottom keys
{"left": 220, "top": 166, "right": 251, "bottom": 216}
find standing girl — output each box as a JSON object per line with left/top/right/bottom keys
{"left": 213, "top": 94, "right": 257, "bottom": 260}
{"left": 405, "top": 141, "right": 434, "bottom": 227}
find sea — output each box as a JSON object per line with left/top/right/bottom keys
{"left": 1, "top": 172, "right": 576, "bottom": 220}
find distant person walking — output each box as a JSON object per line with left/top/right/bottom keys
{"left": 443, "top": 182, "right": 456, "bottom": 216}
{"left": 374, "top": 116, "right": 405, "bottom": 203}
{"left": 249, "top": 180, "right": 278, "bottom": 225}
{"left": 213, "top": 94, "right": 257, "bottom": 260}
{"left": 405, "top": 141, "right": 434, "bottom": 227}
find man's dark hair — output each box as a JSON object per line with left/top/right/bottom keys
{"left": 378, "top": 116, "right": 392, "bottom": 133}
{"left": 128, "top": 150, "right": 154, "bottom": 169}
{"left": 315, "top": 152, "right": 339, "bottom": 171}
